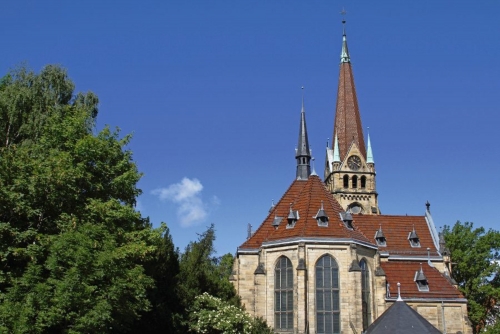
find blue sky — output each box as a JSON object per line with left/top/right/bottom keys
{"left": 2, "top": 1, "right": 499, "bottom": 256}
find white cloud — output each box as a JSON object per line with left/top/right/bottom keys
{"left": 152, "top": 178, "right": 211, "bottom": 227}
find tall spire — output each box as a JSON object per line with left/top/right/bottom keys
{"left": 332, "top": 18, "right": 366, "bottom": 161}
{"left": 296, "top": 89, "right": 311, "bottom": 180}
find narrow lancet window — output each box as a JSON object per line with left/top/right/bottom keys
{"left": 275, "top": 256, "right": 293, "bottom": 331}
{"left": 360, "top": 259, "right": 372, "bottom": 330}
{"left": 316, "top": 255, "right": 340, "bottom": 334}
{"left": 360, "top": 176, "right": 366, "bottom": 188}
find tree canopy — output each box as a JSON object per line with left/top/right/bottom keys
{"left": 0, "top": 64, "right": 273, "bottom": 333}
{"left": 0, "top": 65, "right": 164, "bottom": 333}
{"left": 444, "top": 221, "right": 500, "bottom": 333}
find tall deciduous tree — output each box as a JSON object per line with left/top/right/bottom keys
{"left": 443, "top": 221, "right": 500, "bottom": 333}
{"left": 0, "top": 65, "right": 164, "bottom": 333}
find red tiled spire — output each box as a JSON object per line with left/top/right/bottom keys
{"left": 333, "top": 28, "right": 366, "bottom": 161}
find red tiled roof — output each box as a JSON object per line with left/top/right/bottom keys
{"left": 354, "top": 215, "right": 439, "bottom": 256}
{"left": 333, "top": 62, "right": 366, "bottom": 161}
{"left": 239, "top": 175, "right": 373, "bottom": 250}
{"left": 382, "top": 262, "right": 463, "bottom": 299}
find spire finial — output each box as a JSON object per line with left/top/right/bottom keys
{"left": 397, "top": 282, "right": 402, "bottom": 301}
{"left": 340, "top": 8, "right": 347, "bottom": 34}
{"left": 340, "top": 9, "right": 350, "bottom": 63}
{"left": 301, "top": 86, "right": 305, "bottom": 112}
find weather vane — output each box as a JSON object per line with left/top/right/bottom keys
{"left": 340, "top": 7, "right": 347, "bottom": 21}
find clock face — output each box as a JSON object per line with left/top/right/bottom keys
{"left": 347, "top": 155, "right": 362, "bottom": 171}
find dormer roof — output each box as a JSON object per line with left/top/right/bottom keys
{"left": 238, "top": 175, "right": 373, "bottom": 251}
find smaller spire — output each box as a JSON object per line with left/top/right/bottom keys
{"left": 366, "top": 128, "right": 374, "bottom": 163}
{"left": 296, "top": 87, "right": 311, "bottom": 180}
{"left": 333, "top": 134, "right": 341, "bottom": 162}
{"left": 311, "top": 157, "right": 317, "bottom": 176}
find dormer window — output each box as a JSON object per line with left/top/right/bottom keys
{"left": 314, "top": 201, "right": 329, "bottom": 227}
{"left": 272, "top": 216, "right": 283, "bottom": 229}
{"left": 414, "top": 264, "right": 429, "bottom": 291}
{"left": 374, "top": 226, "right": 387, "bottom": 246}
{"left": 287, "top": 205, "right": 299, "bottom": 229}
{"left": 340, "top": 212, "right": 353, "bottom": 229}
{"left": 408, "top": 227, "right": 420, "bottom": 247}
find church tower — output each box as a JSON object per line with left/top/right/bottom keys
{"left": 324, "top": 20, "right": 380, "bottom": 215}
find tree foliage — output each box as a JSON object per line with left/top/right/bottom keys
{"left": 0, "top": 65, "right": 164, "bottom": 333}
{"left": 175, "top": 224, "right": 240, "bottom": 331}
{"left": 0, "top": 64, "right": 270, "bottom": 333}
{"left": 188, "top": 293, "right": 274, "bottom": 334}
{"left": 444, "top": 221, "right": 500, "bottom": 333}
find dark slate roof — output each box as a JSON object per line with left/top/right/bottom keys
{"left": 365, "top": 300, "right": 441, "bottom": 334}
{"left": 238, "top": 175, "right": 373, "bottom": 250}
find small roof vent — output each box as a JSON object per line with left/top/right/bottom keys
{"left": 272, "top": 215, "right": 283, "bottom": 229}
{"left": 414, "top": 263, "right": 429, "bottom": 291}
{"left": 408, "top": 226, "right": 420, "bottom": 247}
{"left": 314, "top": 201, "right": 329, "bottom": 227}
{"left": 374, "top": 225, "right": 387, "bottom": 246}
{"left": 340, "top": 211, "right": 353, "bottom": 229}
{"left": 268, "top": 199, "right": 275, "bottom": 213}
{"left": 287, "top": 204, "right": 299, "bottom": 229}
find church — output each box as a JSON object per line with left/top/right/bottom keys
{"left": 231, "top": 20, "right": 472, "bottom": 334}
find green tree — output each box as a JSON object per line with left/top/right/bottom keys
{"left": 176, "top": 225, "right": 239, "bottom": 331}
{"left": 0, "top": 65, "right": 163, "bottom": 333}
{"left": 443, "top": 221, "right": 500, "bottom": 333}
{"left": 188, "top": 293, "right": 274, "bottom": 334}
{"left": 130, "top": 224, "right": 182, "bottom": 333}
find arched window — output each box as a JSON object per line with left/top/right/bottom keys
{"left": 360, "top": 259, "right": 372, "bottom": 330}
{"left": 343, "top": 175, "right": 349, "bottom": 188}
{"left": 360, "top": 176, "right": 366, "bottom": 188}
{"left": 352, "top": 176, "right": 358, "bottom": 188}
{"left": 275, "top": 256, "right": 293, "bottom": 331}
{"left": 316, "top": 255, "right": 340, "bottom": 334}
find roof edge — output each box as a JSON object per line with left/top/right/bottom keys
{"left": 385, "top": 297, "right": 468, "bottom": 303}
{"left": 261, "top": 236, "right": 378, "bottom": 249}
{"left": 382, "top": 255, "right": 443, "bottom": 261}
